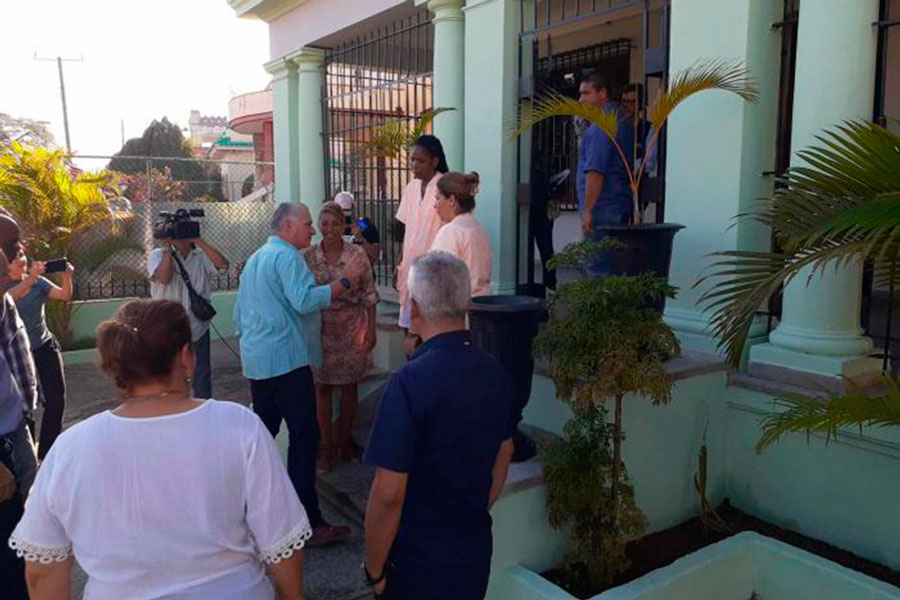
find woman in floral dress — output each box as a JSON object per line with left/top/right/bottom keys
{"left": 305, "top": 202, "right": 379, "bottom": 472}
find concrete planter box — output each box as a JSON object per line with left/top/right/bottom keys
{"left": 501, "top": 532, "right": 900, "bottom": 600}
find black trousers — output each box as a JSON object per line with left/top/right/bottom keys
{"left": 249, "top": 366, "right": 324, "bottom": 528}
{"left": 33, "top": 338, "right": 66, "bottom": 460}
{"left": 531, "top": 198, "right": 557, "bottom": 291}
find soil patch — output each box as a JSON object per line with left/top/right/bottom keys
{"left": 544, "top": 500, "right": 900, "bottom": 599}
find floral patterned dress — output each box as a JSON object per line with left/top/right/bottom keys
{"left": 304, "top": 241, "right": 379, "bottom": 385}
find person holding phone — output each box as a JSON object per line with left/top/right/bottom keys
{"left": 3, "top": 244, "right": 73, "bottom": 460}
{"left": 334, "top": 191, "right": 381, "bottom": 266}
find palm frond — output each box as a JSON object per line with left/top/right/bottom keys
{"left": 410, "top": 107, "right": 455, "bottom": 140}
{"left": 647, "top": 59, "right": 758, "bottom": 134}
{"left": 514, "top": 89, "right": 619, "bottom": 143}
{"left": 358, "top": 107, "right": 456, "bottom": 160}
{"left": 696, "top": 241, "right": 870, "bottom": 366}
{"left": 755, "top": 377, "right": 900, "bottom": 452}
{"left": 697, "top": 121, "right": 900, "bottom": 366}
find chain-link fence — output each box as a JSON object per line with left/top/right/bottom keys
{"left": 70, "top": 155, "right": 276, "bottom": 300}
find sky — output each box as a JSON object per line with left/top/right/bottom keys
{"left": 1, "top": 0, "right": 270, "bottom": 168}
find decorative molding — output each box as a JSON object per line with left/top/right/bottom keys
{"left": 264, "top": 57, "right": 298, "bottom": 79}
{"left": 287, "top": 47, "right": 326, "bottom": 73}
{"left": 428, "top": 0, "right": 466, "bottom": 23}
{"left": 229, "top": 0, "right": 310, "bottom": 22}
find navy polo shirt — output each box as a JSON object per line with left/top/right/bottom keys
{"left": 364, "top": 330, "right": 515, "bottom": 569}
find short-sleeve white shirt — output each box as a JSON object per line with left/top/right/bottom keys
{"left": 147, "top": 247, "right": 217, "bottom": 341}
{"left": 9, "top": 400, "right": 310, "bottom": 600}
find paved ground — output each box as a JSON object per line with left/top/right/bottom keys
{"left": 41, "top": 338, "right": 373, "bottom": 600}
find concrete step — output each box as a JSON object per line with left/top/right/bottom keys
{"left": 315, "top": 378, "right": 387, "bottom": 526}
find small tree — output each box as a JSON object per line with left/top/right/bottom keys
{"left": 108, "top": 118, "right": 224, "bottom": 201}
{"left": 534, "top": 240, "right": 679, "bottom": 586}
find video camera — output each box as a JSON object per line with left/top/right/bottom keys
{"left": 153, "top": 208, "right": 204, "bottom": 240}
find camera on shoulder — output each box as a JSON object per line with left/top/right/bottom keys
{"left": 153, "top": 208, "right": 204, "bottom": 240}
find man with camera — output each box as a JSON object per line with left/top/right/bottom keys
{"left": 147, "top": 211, "right": 229, "bottom": 399}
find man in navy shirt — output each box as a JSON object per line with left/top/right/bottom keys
{"left": 575, "top": 72, "right": 635, "bottom": 274}
{"left": 363, "top": 251, "right": 516, "bottom": 600}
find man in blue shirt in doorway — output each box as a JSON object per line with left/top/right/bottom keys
{"left": 576, "top": 72, "right": 636, "bottom": 274}
{"left": 362, "top": 251, "right": 516, "bottom": 600}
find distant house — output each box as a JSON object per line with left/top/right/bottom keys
{"left": 189, "top": 109, "right": 258, "bottom": 201}
{"left": 227, "top": 87, "right": 275, "bottom": 200}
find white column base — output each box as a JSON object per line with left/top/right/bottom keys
{"left": 748, "top": 342, "right": 881, "bottom": 392}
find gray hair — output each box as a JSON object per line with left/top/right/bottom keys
{"left": 408, "top": 251, "right": 471, "bottom": 321}
{"left": 270, "top": 202, "right": 309, "bottom": 232}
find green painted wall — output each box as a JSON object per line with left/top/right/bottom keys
{"left": 723, "top": 385, "right": 900, "bottom": 570}
{"left": 464, "top": 0, "right": 522, "bottom": 294}
{"left": 517, "top": 370, "right": 900, "bottom": 580}
{"left": 523, "top": 371, "right": 729, "bottom": 535}
{"left": 662, "top": 0, "right": 781, "bottom": 355}
{"left": 488, "top": 486, "right": 571, "bottom": 600}
{"left": 63, "top": 292, "right": 239, "bottom": 366}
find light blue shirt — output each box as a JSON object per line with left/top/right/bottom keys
{"left": 234, "top": 236, "right": 332, "bottom": 380}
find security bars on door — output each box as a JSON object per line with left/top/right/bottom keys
{"left": 321, "top": 10, "right": 435, "bottom": 287}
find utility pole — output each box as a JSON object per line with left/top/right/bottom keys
{"left": 34, "top": 54, "right": 83, "bottom": 153}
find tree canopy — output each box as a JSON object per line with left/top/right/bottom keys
{"left": 108, "top": 118, "right": 223, "bottom": 201}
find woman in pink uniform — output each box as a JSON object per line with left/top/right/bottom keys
{"left": 394, "top": 135, "right": 448, "bottom": 351}
{"left": 431, "top": 171, "right": 492, "bottom": 297}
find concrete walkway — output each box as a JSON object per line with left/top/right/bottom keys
{"left": 48, "top": 337, "right": 373, "bottom": 600}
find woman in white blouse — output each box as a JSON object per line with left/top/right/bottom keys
{"left": 9, "top": 299, "right": 310, "bottom": 600}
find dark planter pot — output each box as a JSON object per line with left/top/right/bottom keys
{"left": 469, "top": 295, "right": 547, "bottom": 462}
{"left": 601, "top": 222, "right": 685, "bottom": 312}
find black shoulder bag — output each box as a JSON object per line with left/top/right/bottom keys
{"left": 171, "top": 251, "right": 217, "bottom": 322}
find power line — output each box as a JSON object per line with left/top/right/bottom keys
{"left": 34, "top": 54, "right": 83, "bottom": 153}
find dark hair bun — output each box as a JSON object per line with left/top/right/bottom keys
{"left": 97, "top": 299, "right": 192, "bottom": 391}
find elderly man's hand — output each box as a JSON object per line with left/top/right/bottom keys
{"left": 0, "top": 463, "right": 16, "bottom": 502}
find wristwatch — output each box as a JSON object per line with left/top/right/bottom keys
{"left": 339, "top": 276, "right": 351, "bottom": 290}
{"left": 362, "top": 562, "right": 386, "bottom": 587}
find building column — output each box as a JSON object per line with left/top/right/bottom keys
{"left": 428, "top": 0, "right": 466, "bottom": 171}
{"left": 748, "top": 0, "right": 881, "bottom": 387}
{"left": 463, "top": 0, "right": 520, "bottom": 294}
{"left": 662, "top": 0, "right": 782, "bottom": 355}
{"left": 289, "top": 47, "right": 327, "bottom": 218}
{"left": 264, "top": 57, "right": 299, "bottom": 204}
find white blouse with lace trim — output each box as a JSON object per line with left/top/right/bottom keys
{"left": 259, "top": 521, "right": 313, "bottom": 564}
{"left": 8, "top": 536, "right": 72, "bottom": 564}
{"left": 7, "top": 400, "right": 310, "bottom": 599}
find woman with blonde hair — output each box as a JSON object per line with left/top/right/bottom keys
{"left": 305, "top": 202, "right": 378, "bottom": 471}
{"left": 431, "top": 171, "right": 492, "bottom": 297}
{"left": 9, "top": 299, "right": 310, "bottom": 600}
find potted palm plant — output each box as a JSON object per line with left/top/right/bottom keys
{"left": 534, "top": 240, "right": 680, "bottom": 591}
{"left": 359, "top": 107, "right": 454, "bottom": 160}
{"left": 696, "top": 120, "right": 900, "bottom": 451}
{"left": 515, "top": 60, "right": 758, "bottom": 283}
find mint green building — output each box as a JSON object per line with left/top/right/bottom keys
{"left": 223, "top": 0, "right": 900, "bottom": 597}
